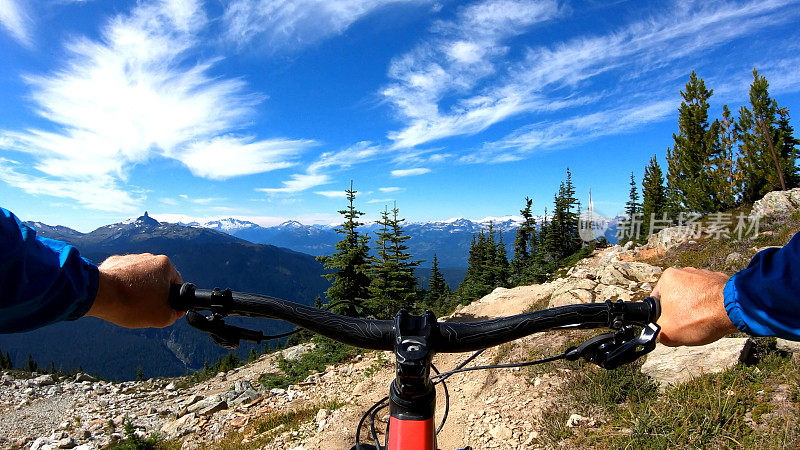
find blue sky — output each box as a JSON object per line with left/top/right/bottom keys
{"left": 1, "top": 0, "right": 799, "bottom": 231}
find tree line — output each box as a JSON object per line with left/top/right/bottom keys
{"left": 319, "top": 171, "right": 592, "bottom": 318}
{"left": 622, "top": 69, "right": 798, "bottom": 242}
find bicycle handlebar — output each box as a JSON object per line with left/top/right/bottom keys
{"left": 170, "top": 283, "right": 660, "bottom": 353}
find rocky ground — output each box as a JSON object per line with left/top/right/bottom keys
{"left": 4, "top": 188, "right": 800, "bottom": 450}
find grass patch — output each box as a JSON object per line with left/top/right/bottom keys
{"left": 106, "top": 419, "right": 178, "bottom": 450}
{"left": 192, "top": 400, "right": 345, "bottom": 450}
{"left": 644, "top": 210, "right": 800, "bottom": 274}
{"left": 363, "top": 351, "right": 388, "bottom": 378}
{"left": 542, "top": 347, "right": 800, "bottom": 449}
{"left": 259, "top": 336, "right": 360, "bottom": 390}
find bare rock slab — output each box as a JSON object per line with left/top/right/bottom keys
{"left": 641, "top": 338, "right": 751, "bottom": 388}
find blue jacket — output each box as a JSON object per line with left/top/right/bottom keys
{"left": 0, "top": 207, "right": 98, "bottom": 333}
{"left": 725, "top": 231, "right": 800, "bottom": 340}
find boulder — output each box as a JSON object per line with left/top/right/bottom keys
{"left": 34, "top": 374, "right": 56, "bottom": 386}
{"left": 619, "top": 262, "right": 662, "bottom": 283}
{"left": 641, "top": 338, "right": 752, "bottom": 388}
{"left": 548, "top": 288, "right": 594, "bottom": 308}
{"left": 776, "top": 338, "right": 800, "bottom": 353}
{"left": 198, "top": 400, "right": 228, "bottom": 417}
{"left": 595, "top": 284, "right": 631, "bottom": 302}
{"left": 230, "top": 388, "right": 260, "bottom": 407}
{"left": 725, "top": 252, "right": 747, "bottom": 268}
{"left": 74, "top": 373, "right": 97, "bottom": 383}
{"left": 282, "top": 343, "right": 316, "bottom": 362}
{"left": 751, "top": 187, "right": 800, "bottom": 217}
{"left": 597, "top": 265, "right": 629, "bottom": 285}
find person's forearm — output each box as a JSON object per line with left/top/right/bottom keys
{"left": 723, "top": 232, "right": 800, "bottom": 340}
{"left": 0, "top": 208, "right": 97, "bottom": 333}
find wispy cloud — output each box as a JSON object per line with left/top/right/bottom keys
{"left": 367, "top": 198, "right": 394, "bottom": 203}
{"left": 0, "top": 0, "right": 32, "bottom": 47}
{"left": 257, "top": 173, "right": 332, "bottom": 194}
{"left": 314, "top": 190, "right": 348, "bottom": 198}
{"left": 383, "top": 0, "right": 561, "bottom": 148}
{"left": 222, "top": 0, "right": 431, "bottom": 51}
{"left": 259, "top": 141, "right": 381, "bottom": 195}
{"left": 0, "top": 0, "right": 313, "bottom": 212}
{"left": 379, "top": 186, "right": 403, "bottom": 193}
{"left": 391, "top": 167, "right": 430, "bottom": 177}
{"left": 383, "top": 0, "right": 800, "bottom": 154}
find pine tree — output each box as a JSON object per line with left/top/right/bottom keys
{"left": 640, "top": 156, "right": 667, "bottom": 240}
{"left": 710, "top": 105, "right": 739, "bottom": 209}
{"left": 621, "top": 172, "right": 641, "bottom": 243}
{"left": 666, "top": 71, "right": 719, "bottom": 213}
{"left": 737, "top": 69, "right": 798, "bottom": 203}
{"left": 316, "top": 181, "right": 371, "bottom": 316}
{"left": 543, "top": 169, "right": 581, "bottom": 260}
{"left": 493, "top": 231, "right": 510, "bottom": 288}
{"left": 424, "top": 254, "right": 450, "bottom": 309}
{"left": 136, "top": 366, "right": 144, "bottom": 381}
{"left": 367, "top": 203, "right": 420, "bottom": 317}
{"left": 26, "top": 354, "right": 37, "bottom": 373}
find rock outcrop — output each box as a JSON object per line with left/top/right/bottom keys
{"left": 751, "top": 187, "right": 800, "bottom": 217}
{"left": 641, "top": 338, "right": 752, "bottom": 388}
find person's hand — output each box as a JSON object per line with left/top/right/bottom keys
{"left": 651, "top": 267, "right": 739, "bottom": 346}
{"left": 87, "top": 253, "right": 184, "bottom": 328}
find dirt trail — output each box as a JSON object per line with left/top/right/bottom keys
{"left": 296, "top": 284, "right": 556, "bottom": 450}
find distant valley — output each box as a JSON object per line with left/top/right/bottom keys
{"left": 0, "top": 214, "right": 329, "bottom": 381}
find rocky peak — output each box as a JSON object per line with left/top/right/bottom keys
{"left": 135, "top": 211, "right": 160, "bottom": 227}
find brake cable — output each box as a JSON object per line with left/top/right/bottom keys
{"left": 354, "top": 323, "right": 660, "bottom": 449}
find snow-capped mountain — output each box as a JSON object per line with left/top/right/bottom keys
{"left": 186, "top": 216, "right": 549, "bottom": 268}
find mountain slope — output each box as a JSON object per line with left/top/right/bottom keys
{"left": 1, "top": 213, "right": 329, "bottom": 380}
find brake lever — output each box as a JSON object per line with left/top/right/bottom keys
{"left": 185, "top": 310, "right": 266, "bottom": 349}
{"left": 564, "top": 323, "right": 660, "bottom": 369}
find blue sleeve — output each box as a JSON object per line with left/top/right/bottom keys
{"left": 0, "top": 207, "right": 99, "bottom": 333}
{"left": 724, "top": 231, "right": 800, "bottom": 340}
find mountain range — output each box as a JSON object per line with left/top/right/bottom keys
{"left": 0, "top": 213, "right": 329, "bottom": 381}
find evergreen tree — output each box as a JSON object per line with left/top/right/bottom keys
{"left": 457, "top": 233, "right": 492, "bottom": 301}
{"left": 622, "top": 172, "right": 641, "bottom": 243}
{"left": 367, "top": 203, "right": 420, "bottom": 317}
{"left": 316, "top": 181, "right": 371, "bottom": 316}
{"left": 135, "top": 366, "right": 144, "bottom": 382}
{"left": 666, "top": 71, "right": 719, "bottom": 213}
{"left": 26, "top": 354, "right": 37, "bottom": 373}
{"left": 512, "top": 197, "right": 535, "bottom": 277}
{"left": 424, "top": 254, "right": 450, "bottom": 309}
{"left": 641, "top": 156, "right": 667, "bottom": 239}
{"left": 710, "top": 105, "right": 739, "bottom": 209}
{"left": 543, "top": 169, "right": 581, "bottom": 260}
{"left": 737, "top": 69, "right": 799, "bottom": 202}
{"left": 492, "top": 230, "right": 510, "bottom": 288}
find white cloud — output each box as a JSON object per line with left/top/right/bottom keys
{"left": 257, "top": 173, "right": 332, "bottom": 194}
{"left": 259, "top": 141, "right": 381, "bottom": 196}
{"left": 0, "top": 0, "right": 32, "bottom": 47}
{"left": 179, "top": 136, "right": 313, "bottom": 180}
{"left": 391, "top": 167, "right": 430, "bottom": 177}
{"left": 383, "top": 0, "right": 561, "bottom": 148}
{"left": 314, "top": 190, "right": 348, "bottom": 198}
{"left": 222, "top": 0, "right": 430, "bottom": 51}
{"left": 379, "top": 186, "right": 403, "bottom": 193}
{"left": 383, "top": 0, "right": 800, "bottom": 150}
{"left": 367, "top": 198, "right": 394, "bottom": 203}
{"left": 0, "top": 158, "right": 141, "bottom": 212}
{"left": 463, "top": 99, "right": 677, "bottom": 163}
{"left": 0, "top": 0, "right": 313, "bottom": 212}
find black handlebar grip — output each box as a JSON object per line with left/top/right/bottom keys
{"left": 169, "top": 282, "right": 196, "bottom": 311}
{"left": 645, "top": 296, "right": 661, "bottom": 322}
